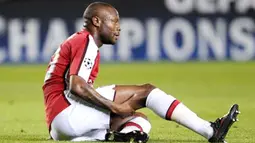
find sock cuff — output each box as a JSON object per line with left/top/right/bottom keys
{"left": 146, "top": 88, "right": 177, "bottom": 119}
{"left": 121, "top": 117, "right": 151, "bottom": 134}
{"left": 165, "top": 100, "right": 180, "bottom": 120}
{"left": 145, "top": 88, "right": 163, "bottom": 107}
{"left": 123, "top": 122, "right": 143, "bottom": 132}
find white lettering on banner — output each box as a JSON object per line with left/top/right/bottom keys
{"left": 198, "top": 18, "right": 226, "bottom": 61}
{"left": 8, "top": 18, "right": 39, "bottom": 62}
{"left": 146, "top": 18, "right": 160, "bottom": 61}
{"left": 0, "top": 16, "right": 254, "bottom": 63}
{"left": 197, "top": 0, "right": 216, "bottom": 14}
{"left": 236, "top": 0, "right": 255, "bottom": 13}
{"left": 0, "top": 16, "right": 6, "bottom": 63}
{"left": 164, "top": 0, "right": 193, "bottom": 14}
{"left": 42, "top": 18, "right": 68, "bottom": 62}
{"left": 164, "top": 0, "right": 255, "bottom": 14}
{"left": 75, "top": 18, "right": 83, "bottom": 32}
{"left": 230, "top": 18, "right": 255, "bottom": 61}
{"left": 218, "top": 0, "right": 235, "bottom": 13}
{"left": 117, "top": 18, "right": 144, "bottom": 61}
{"left": 162, "top": 18, "right": 195, "bottom": 61}
{"left": 100, "top": 44, "right": 114, "bottom": 61}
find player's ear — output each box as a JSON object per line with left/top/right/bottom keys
{"left": 91, "top": 16, "right": 101, "bottom": 27}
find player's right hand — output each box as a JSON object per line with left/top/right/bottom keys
{"left": 112, "top": 102, "right": 135, "bottom": 118}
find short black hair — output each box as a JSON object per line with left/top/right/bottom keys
{"left": 83, "top": 2, "right": 113, "bottom": 20}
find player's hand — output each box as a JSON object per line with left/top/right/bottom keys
{"left": 112, "top": 102, "right": 134, "bottom": 117}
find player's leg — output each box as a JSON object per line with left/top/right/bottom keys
{"left": 113, "top": 84, "right": 240, "bottom": 142}
{"left": 51, "top": 85, "right": 150, "bottom": 142}
{"left": 113, "top": 84, "right": 214, "bottom": 139}
{"left": 110, "top": 112, "right": 150, "bottom": 132}
{"left": 50, "top": 104, "right": 77, "bottom": 141}
{"left": 106, "top": 112, "right": 151, "bottom": 143}
{"left": 119, "top": 114, "right": 151, "bottom": 134}
{"left": 96, "top": 85, "right": 151, "bottom": 143}
{"left": 50, "top": 87, "right": 116, "bottom": 141}
{"left": 50, "top": 102, "right": 110, "bottom": 141}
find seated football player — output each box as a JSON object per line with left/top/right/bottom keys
{"left": 42, "top": 2, "right": 240, "bottom": 143}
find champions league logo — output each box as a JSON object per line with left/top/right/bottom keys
{"left": 84, "top": 58, "right": 93, "bottom": 69}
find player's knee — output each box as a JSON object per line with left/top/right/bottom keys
{"left": 141, "top": 83, "right": 156, "bottom": 95}
{"left": 134, "top": 112, "right": 149, "bottom": 120}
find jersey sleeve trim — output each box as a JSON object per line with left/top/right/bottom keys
{"left": 77, "top": 35, "right": 99, "bottom": 82}
{"left": 75, "top": 35, "right": 90, "bottom": 75}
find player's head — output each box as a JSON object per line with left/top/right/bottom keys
{"left": 83, "top": 2, "right": 120, "bottom": 45}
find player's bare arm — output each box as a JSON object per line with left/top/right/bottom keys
{"left": 70, "top": 75, "right": 134, "bottom": 116}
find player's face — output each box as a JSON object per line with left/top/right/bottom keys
{"left": 99, "top": 8, "right": 120, "bottom": 44}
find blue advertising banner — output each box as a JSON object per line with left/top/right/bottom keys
{"left": 0, "top": 0, "right": 254, "bottom": 63}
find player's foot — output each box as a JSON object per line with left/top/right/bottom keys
{"left": 105, "top": 130, "right": 149, "bottom": 143}
{"left": 208, "top": 104, "right": 240, "bottom": 143}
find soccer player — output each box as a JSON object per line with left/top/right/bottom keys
{"left": 42, "top": 2, "right": 240, "bottom": 143}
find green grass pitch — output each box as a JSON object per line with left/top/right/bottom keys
{"left": 0, "top": 62, "right": 254, "bottom": 143}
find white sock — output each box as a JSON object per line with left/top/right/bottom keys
{"left": 145, "top": 88, "right": 214, "bottom": 139}
{"left": 120, "top": 117, "right": 151, "bottom": 134}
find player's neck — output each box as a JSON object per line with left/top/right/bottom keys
{"left": 91, "top": 35, "right": 103, "bottom": 48}
{"left": 83, "top": 27, "right": 103, "bottom": 47}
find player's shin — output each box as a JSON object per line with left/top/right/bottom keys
{"left": 145, "top": 88, "right": 214, "bottom": 139}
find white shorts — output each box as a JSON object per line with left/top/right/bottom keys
{"left": 50, "top": 85, "right": 116, "bottom": 141}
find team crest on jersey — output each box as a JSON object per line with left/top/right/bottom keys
{"left": 84, "top": 58, "right": 93, "bottom": 69}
